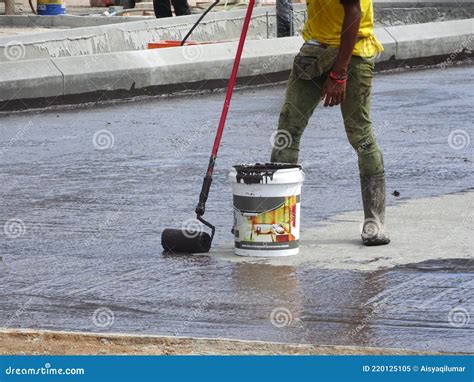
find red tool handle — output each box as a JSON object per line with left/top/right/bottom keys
{"left": 210, "top": 0, "right": 255, "bottom": 167}
{"left": 196, "top": 0, "right": 255, "bottom": 217}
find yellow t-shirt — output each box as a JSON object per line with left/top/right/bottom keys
{"left": 302, "top": 0, "right": 383, "bottom": 57}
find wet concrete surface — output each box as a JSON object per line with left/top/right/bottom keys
{"left": 0, "top": 64, "right": 473, "bottom": 352}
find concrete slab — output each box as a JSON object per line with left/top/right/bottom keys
{"left": 0, "top": 7, "right": 305, "bottom": 62}
{"left": 0, "top": 15, "right": 36, "bottom": 27}
{"left": 0, "top": 9, "right": 472, "bottom": 63}
{"left": 50, "top": 15, "right": 151, "bottom": 28}
{"left": 0, "top": 26, "right": 112, "bottom": 62}
{"left": 0, "top": 15, "right": 150, "bottom": 28}
{"left": 207, "top": 192, "right": 474, "bottom": 272}
{"left": 0, "top": 26, "right": 53, "bottom": 37}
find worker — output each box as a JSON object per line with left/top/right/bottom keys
{"left": 153, "top": 0, "right": 191, "bottom": 18}
{"left": 270, "top": 0, "right": 390, "bottom": 246}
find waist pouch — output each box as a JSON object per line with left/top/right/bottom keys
{"left": 293, "top": 43, "right": 339, "bottom": 80}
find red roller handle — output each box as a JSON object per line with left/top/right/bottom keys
{"left": 196, "top": 0, "right": 255, "bottom": 217}
{"left": 209, "top": 0, "right": 255, "bottom": 174}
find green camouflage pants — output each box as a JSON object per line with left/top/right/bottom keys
{"left": 270, "top": 54, "right": 384, "bottom": 176}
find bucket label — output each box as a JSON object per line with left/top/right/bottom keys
{"left": 233, "top": 195, "right": 300, "bottom": 250}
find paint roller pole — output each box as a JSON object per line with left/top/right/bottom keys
{"left": 180, "top": 0, "right": 220, "bottom": 46}
{"left": 276, "top": 0, "right": 293, "bottom": 37}
{"left": 195, "top": 0, "right": 255, "bottom": 218}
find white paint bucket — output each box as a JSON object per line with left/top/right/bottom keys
{"left": 229, "top": 163, "right": 305, "bottom": 257}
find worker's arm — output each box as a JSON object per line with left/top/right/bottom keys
{"left": 321, "top": 0, "right": 362, "bottom": 107}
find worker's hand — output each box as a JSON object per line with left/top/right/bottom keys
{"left": 321, "top": 78, "right": 346, "bottom": 107}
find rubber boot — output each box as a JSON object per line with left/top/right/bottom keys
{"left": 360, "top": 173, "right": 390, "bottom": 246}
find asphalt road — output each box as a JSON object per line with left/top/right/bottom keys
{"left": 0, "top": 63, "right": 472, "bottom": 352}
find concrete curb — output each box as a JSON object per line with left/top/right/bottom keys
{"left": 0, "top": 19, "right": 472, "bottom": 110}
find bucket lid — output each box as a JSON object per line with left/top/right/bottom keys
{"left": 231, "top": 163, "right": 303, "bottom": 185}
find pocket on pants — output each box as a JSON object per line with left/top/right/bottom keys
{"left": 293, "top": 43, "right": 338, "bottom": 80}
